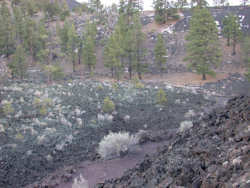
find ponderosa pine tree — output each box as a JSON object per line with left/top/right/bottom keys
{"left": 13, "top": 6, "right": 26, "bottom": 43}
{"left": 242, "top": 36, "right": 250, "bottom": 65}
{"left": 242, "top": 36, "right": 250, "bottom": 81}
{"left": 132, "top": 14, "right": 147, "bottom": 80}
{"left": 67, "top": 24, "right": 79, "bottom": 72}
{"left": 20, "top": 0, "right": 38, "bottom": 17}
{"left": 117, "top": 0, "right": 143, "bottom": 79}
{"left": 83, "top": 21, "right": 97, "bottom": 73}
{"left": 0, "top": 2, "right": 15, "bottom": 58}
{"left": 222, "top": 14, "right": 241, "bottom": 55}
{"left": 191, "top": 0, "right": 208, "bottom": 8}
{"left": 153, "top": 0, "right": 168, "bottom": 24}
{"left": 104, "top": 26, "right": 124, "bottom": 80}
{"left": 185, "top": 8, "right": 221, "bottom": 80}
{"left": 58, "top": 21, "right": 71, "bottom": 53}
{"left": 231, "top": 15, "right": 241, "bottom": 55}
{"left": 23, "top": 17, "right": 36, "bottom": 63}
{"left": 154, "top": 34, "right": 167, "bottom": 77}
{"left": 8, "top": 45, "right": 27, "bottom": 79}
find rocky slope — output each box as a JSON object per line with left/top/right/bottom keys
{"left": 98, "top": 96, "right": 250, "bottom": 188}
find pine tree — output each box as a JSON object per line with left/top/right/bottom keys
{"left": 104, "top": 25, "right": 124, "bottom": 80}
{"left": 58, "top": 21, "right": 71, "bottom": 53}
{"left": 42, "top": 0, "right": 61, "bottom": 21}
{"left": 90, "top": 0, "right": 103, "bottom": 14}
{"left": 132, "top": 14, "right": 147, "bottom": 80}
{"left": 222, "top": 14, "right": 241, "bottom": 55}
{"left": 153, "top": 0, "right": 168, "bottom": 24}
{"left": 191, "top": 0, "right": 208, "bottom": 8}
{"left": 231, "top": 15, "right": 241, "bottom": 56}
{"left": 13, "top": 6, "right": 26, "bottom": 43}
{"left": 155, "top": 34, "right": 167, "bottom": 77}
{"left": 0, "top": 2, "right": 15, "bottom": 58}
{"left": 176, "top": 0, "right": 188, "bottom": 8}
{"left": 83, "top": 21, "right": 97, "bottom": 73}
{"left": 242, "top": 36, "right": 250, "bottom": 65}
{"left": 23, "top": 17, "right": 36, "bottom": 63}
{"left": 243, "top": 36, "right": 250, "bottom": 81}
{"left": 21, "top": 0, "right": 38, "bottom": 17}
{"left": 67, "top": 24, "right": 79, "bottom": 72}
{"left": 8, "top": 45, "right": 27, "bottom": 79}
{"left": 185, "top": 8, "right": 221, "bottom": 80}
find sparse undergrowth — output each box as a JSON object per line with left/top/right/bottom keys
{"left": 97, "top": 131, "right": 139, "bottom": 159}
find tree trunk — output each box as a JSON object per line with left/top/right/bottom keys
{"left": 73, "top": 59, "right": 76, "bottom": 72}
{"left": 78, "top": 52, "right": 81, "bottom": 65}
{"left": 232, "top": 39, "right": 236, "bottom": 56}
{"left": 227, "top": 36, "right": 230, "bottom": 46}
{"left": 128, "top": 54, "right": 132, "bottom": 80}
{"left": 202, "top": 73, "right": 206, "bottom": 80}
{"left": 138, "top": 71, "right": 142, "bottom": 80}
{"left": 111, "top": 67, "right": 114, "bottom": 78}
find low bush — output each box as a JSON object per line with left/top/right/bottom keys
{"left": 102, "top": 97, "right": 115, "bottom": 114}
{"left": 97, "top": 131, "right": 139, "bottom": 159}
{"left": 2, "top": 101, "right": 14, "bottom": 115}
{"left": 178, "top": 121, "right": 193, "bottom": 132}
{"left": 156, "top": 88, "right": 167, "bottom": 105}
{"left": 132, "top": 77, "right": 144, "bottom": 89}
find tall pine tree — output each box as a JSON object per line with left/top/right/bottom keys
{"left": 155, "top": 34, "right": 167, "bottom": 77}
{"left": 242, "top": 36, "right": 250, "bottom": 81}
{"left": 132, "top": 14, "right": 147, "bottom": 80}
{"left": 0, "top": 2, "right": 15, "bottom": 58}
{"left": 185, "top": 8, "right": 221, "bottom": 80}
{"left": 8, "top": 45, "right": 27, "bottom": 79}
{"left": 104, "top": 26, "right": 124, "bottom": 80}
{"left": 153, "top": 0, "right": 168, "bottom": 24}
{"left": 222, "top": 14, "right": 241, "bottom": 55}
{"left": 83, "top": 21, "right": 97, "bottom": 73}
{"left": 67, "top": 24, "right": 79, "bottom": 72}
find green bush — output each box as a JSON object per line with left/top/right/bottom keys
{"left": 156, "top": 89, "right": 167, "bottom": 105}
{"left": 43, "top": 65, "right": 64, "bottom": 82}
{"left": 2, "top": 101, "right": 14, "bottom": 115}
{"left": 132, "top": 77, "right": 144, "bottom": 89}
{"left": 102, "top": 97, "right": 115, "bottom": 114}
{"left": 33, "top": 98, "right": 50, "bottom": 116}
{"left": 39, "top": 105, "right": 48, "bottom": 116}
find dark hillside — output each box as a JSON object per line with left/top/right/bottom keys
{"left": 98, "top": 96, "right": 250, "bottom": 188}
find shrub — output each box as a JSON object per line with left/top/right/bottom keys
{"left": 97, "top": 131, "right": 139, "bottom": 159}
{"left": 111, "top": 82, "right": 118, "bottom": 90}
{"left": 33, "top": 98, "right": 50, "bottom": 116}
{"left": 2, "top": 101, "right": 14, "bottom": 115}
{"left": 178, "top": 121, "right": 193, "bottom": 132}
{"left": 33, "top": 98, "right": 41, "bottom": 107}
{"left": 156, "top": 89, "right": 167, "bottom": 105}
{"left": 102, "top": 97, "right": 115, "bottom": 114}
{"left": 43, "top": 65, "right": 64, "bottom": 82}
{"left": 132, "top": 77, "right": 144, "bottom": 89}
{"left": 72, "top": 174, "right": 89, "bottom": 188}
{"left": 39, "top": 105, "right": 48, "bottom": 116}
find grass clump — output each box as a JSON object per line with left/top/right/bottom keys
{"left": 2, "top": 101, "right": 14, "bottom": 115}
{"left": 102, "top": 97, "right": 115, "bottom": 114}
{"left": 97, "top": 131, "right": 139, "bottom": 159}
{"left": 132, "top": 77, "right": 144, "bottom": 89}
{"left": 156, "top": 88, "right": 167, "bottom": 105}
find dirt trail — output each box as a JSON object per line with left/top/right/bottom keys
{"left": 58, "top": 141, "right": 168, "bottom": 188}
